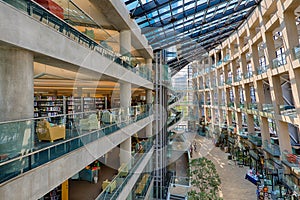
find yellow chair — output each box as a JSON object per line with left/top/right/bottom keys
{"left": 118, "top": 163, "right": 128, "bottom": 177}
{"left": 102, "top": 179, "right": 117, "bottom": 193}
{"left": 36, "top": 120, "right": 65, "bottom": 142}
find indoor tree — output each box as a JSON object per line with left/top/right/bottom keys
{"left": 188, "top": 157, "right": 223, "bottom": 200}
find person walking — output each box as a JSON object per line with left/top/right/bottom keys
{"left": 190, "top": 144, "right": 194, "bottom": 158}
{"left": 193, "top": 142, "right": 197, "bottom": 152}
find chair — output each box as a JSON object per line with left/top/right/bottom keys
{"left": 102, "top": 179, "right": 117, "bottom": 193}
{"left": 118, "top": 163, "right": 128, "bottom": 177}
{"left": 79, "top": 114, "right": 99, "bottom": 131}
{"left": 36, "top": 120, "right": 65, "bottom": 142}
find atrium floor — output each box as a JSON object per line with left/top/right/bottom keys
{"left": 192, "top": 134, "right": 257, "bottom": 200}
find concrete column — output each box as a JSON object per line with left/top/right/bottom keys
{"left": 261, "top": 117, "right": 271, "bottom": 143}
{"left": 279, "top": 11, "right": 300, "bottom": 118}
{"left": 244, "top": 84, "right": 254, "bottom": 133}
{"left": 269, "top": 76, "right": 283, "bottom": 114}
{"left": 120, "top": 82, "right": 132, "bottom": 167}
{"left": 0, "top": 47, "right": 34, "bottom": 121}
{"left": 277, "top": 121, "right": 292, "bottom": 153}
{"left": 240, "top": 54, "right": 247, "bottom": 75}
{"left": 120, "top": 137, "right": 131, "bottom": 166}
{"left": 120, "top": 30, "right": 131, "bottom": 56}
{"left": 250, "top": 44, "right": 259, "bottom": 75}
{"left": 0, "top": 47, "right": 34, "bottom": 163}
{"left": 263, "top": 31, "right": 276, "bottom": 67}
{"left": 120, "top": 82, "right": 131, "bottom": 108}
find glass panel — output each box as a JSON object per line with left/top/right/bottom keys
{"left": 0, "top": 105, "right": 152, "bottom": 183}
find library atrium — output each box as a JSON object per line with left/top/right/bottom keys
{"left": 0, "top": 0, "right": 300, "bottom": 199}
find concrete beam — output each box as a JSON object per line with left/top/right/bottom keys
{"left": 0, "top": 2, "right": 153, "bottom": 90}
{"left": 86, "top": 0, "right": 154, "bottom": 59}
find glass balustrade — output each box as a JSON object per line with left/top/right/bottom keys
{"left": 216, "top": 61, "right": 222, "bottom": 66}
{"left": 1, "top": 0, "right": 153, "bottom": 82}
{"left": 132, "top": 173, "right": 153, "bottom": 200}
{"left": 167, "top": 111, "right": 183, "bottom": 127}
{"left": 228, "top": 102, "right": 235, "bottom": 108}
{"left": 293, "top": 45, "right": 300, "bottom": 59}
{"left": 0, "top": 104, "right": 152, "bottom": 184}
{"left": 226, "top": 78, "right": 233, "bottom": 84}
{"left": 247, "top": 103, "right": 258, "bottom": 110}
{"left": 96, "top": 138, "right": 154, "bottom": 200}
{"left": 238, "top": 103, "right": 245, "bottom": 109}
{"left": 223, "top": 54, "right": 230, "bottom": 62}
{"left": 262, "top": 104, "right": 274, "bottom": 113}
{"left": 256, "top": 65, "right": 269, "bottom": 75}
{"left": 272, "top": 56, "right": 287, "bottom": 69}
{"left": 237, "top": 129, "right": 248, "bottom": 138}
{"left": 248, "top": 134, "right": 262, "bottom": 146}
{"left": 282, "top": 174, "right": 300, "bottom": 194}
{"left": 234, "top": 75, "right": 242, "bottom": 82}
{"left": 244, "top": 72, "right": 253, "bottom": 79}
{"left": 263, "top": 140, "right": 281, "bottom": 157}
{"left": 281, "top": 150, "right": 300, "bottom": 168}
{"left": 264, "top": 159, "right": 277, "bottom": 175}
{"left": 280, "top": 104, "right": 296, "bottom": 118}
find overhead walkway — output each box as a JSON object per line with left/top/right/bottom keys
{"left": 0, "top": 0, "right": 153, "bottom": 89}
{"left": 0, "top": 105, "right": 153, "bottom": 199}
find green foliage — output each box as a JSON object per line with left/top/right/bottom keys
{"left": 188, "top": 157, "right": 222, "bottom": 200}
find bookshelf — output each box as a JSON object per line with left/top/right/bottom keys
{"left": 34, "top": 96, "right": 65, "bottom": 118}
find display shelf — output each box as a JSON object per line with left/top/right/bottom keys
{"left": 83, "top": 97, "right": 95, "bottom": 112}
{"left": 34, "top": 96, "right": 65, "bottom": 118}
{"left": 95, "top": 97, "right": 107, "bottom": 110}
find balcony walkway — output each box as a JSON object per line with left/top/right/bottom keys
{"left": 69, "top": 147, "right": 119, "bottom": 200}
{"left": 192, "top": 134, "right": 257, "bottom": 200}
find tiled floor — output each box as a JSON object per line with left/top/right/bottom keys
{"left": 192, "top": 134, "right": 257, "bottom": 200}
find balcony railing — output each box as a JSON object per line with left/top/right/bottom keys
{"left": 132, "top": 173, "right": 153, "bottom": 200}
{"left": 234, "top": 75, "right": 242, "bottom": 82}
{"left": 272, "top": 56, "right": 287, "bottom": 69}
{"left": 238, "top": 103, "right": 245, "bottom": 109}
{"left": 282, "top": 174, "right": 300, "bottom": 194}
{"left": 248, "top": 134, "right": 262, "bottom": 146}
{"left": 167, "top": 111, "right": 184, "bottom": 127}
{"left": 256, "top": 65, "right": 269, "bottom": 75}
{"left": 263, "top": 140, "right": 281, "bottom": 157}
{"left": 96, "top": 139, "right": 154, "bottom": 200}
{"left": 262, "top": 104, "right": 274, "bottom": 113}
{"left": 293, "top": 45, "right": 300, "bottom": 59}
{"left": 247, "top": 103, "right": 258, "bottom": 110}
{"left": 264, "top": 159, "right": 277, "bottom": 175}
{"left": 228, "top": 102, "right": 235, "bottom": 108}
{"left": 226, "top": 78, "right": 233, "bottom": 84}
{"left": 216, "top": 61, "right": 222, "bottom": 66}
{"left": 0, "top": 104, "right": 152, "bottom": 184}
{"left": 244, "top": 72, "right": 253, "bottom": 79}
{"left": 1, "top": 0, "right": 153, "bottom": 82}
{"left": 280, "top": 105, "right": 296, "bottom": 118}
{"left": 223, "top": 54, "right": 231, "bottom": 62}
{"left": 281, "top": 151, "right": 300, "bottom": 168}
